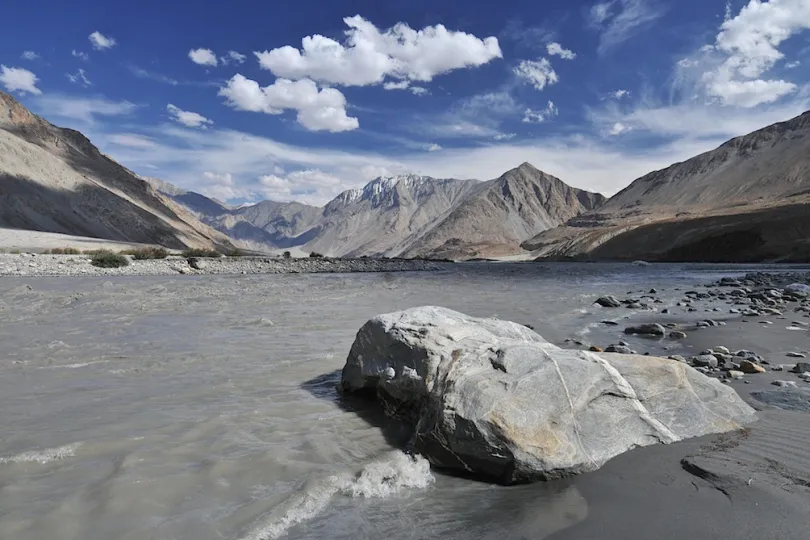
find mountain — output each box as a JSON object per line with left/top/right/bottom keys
{"left": 402, "top": 163, "right": 606, "bottom": 258}
{"left": 0, "top": 92, "right": 232, "bottom": 250}
{"left": 153, "top": 165, "right": 605, "bottom": 259}
{"left": 522, "top": 110, "right": 810, "bottom": 262}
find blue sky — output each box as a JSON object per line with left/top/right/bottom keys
{"left": 2, "top": 0, "right": 809, "bottom": 205}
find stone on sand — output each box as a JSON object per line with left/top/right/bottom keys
{"left": 340, "top": 306, "right": 757, "bottom": 484}
{"left": 792, "top": 362, "right": 810, "bottom": 374}
{"left": 595, "top": 296, "right": 622, "bottom": 308}
{"left": 740, "top": 360, "right": 766, "bottom": 374}
{"left": 624, "top": 323, "right": 666, "bottom": 336}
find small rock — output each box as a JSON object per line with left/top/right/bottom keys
{"left": 713, "top": 346, "right": 731, "bottom": 355}
{"left": 605, "top": 345, "right": 635, "bottom": 354}
{"left": 669, "top": 331, "right": 687, "bottom": 339}
{"left": 595, "top": 296, "right": 622, "bottom": 308}
{"left": 740, "top": 360, "right": 766, "bottom": 374}
{"left": 692, "top": 355, "right": 719, "bottom": 368}
{"left": 772, "top": 380, "right": 797, "bottom": 388}
{"left": 728, "top": 370, "right": 745, "bottom": 380}
{"left": 600, "top": 320, "right": 619, "bottom": 326}
{"left": 649, "top": 288, "right": 658, "bottom": 294}
{"left": 791, "top": 362, "right": 810, "bottom": 374}
{"left": 624, "top": 323, "right": 666, "bottom": 336}
{"left": 786, "top": 352, "right": 807, "bottom": 358}
{"left": 589, "top": 346, "right": 603, "bottom": 352}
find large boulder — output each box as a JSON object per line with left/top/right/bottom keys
{"left": 340, "top": 306, "right": 756, "bottom": 484}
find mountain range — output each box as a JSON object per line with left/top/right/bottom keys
{"left": 2, "top": 87, "right": 809, "bottom": 262}
{"left": 149, "top": 164, "right": 606, "bottom": 259}
{"left": 522, "top": 110, "right": 810, "bottom": 262}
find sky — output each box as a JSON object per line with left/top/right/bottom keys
{"left": 1, "top": 0, "right": 810, "bottom": 206}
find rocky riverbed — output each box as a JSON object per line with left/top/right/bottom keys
{"left": 580, "top": 270, "right": 810, "bottom": 399}
{"left": 0, "top": 253, "right": 443, "bottom": 277}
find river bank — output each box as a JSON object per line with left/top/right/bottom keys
{"left": 0, "top": 253, "right": 444, "bottom": 277}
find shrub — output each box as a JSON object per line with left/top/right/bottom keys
{"left": 90, "top": 250, "right": 130, "bottom": 268}
{"left": 127, "top": 247, "right": 169, "bottom": 260}
{"left": 309, "top": 252, "right": 324, "bottom": 258}
{"left": 181, "top": 248, "right": 221, "bottom": 258}
{"left": 46, "top": 247, "right": 81, "bottom": 255}
{"left": 282, "top": 251, "right": 292, "bottom": 259}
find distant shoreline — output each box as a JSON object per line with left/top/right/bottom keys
{"left": 0, "top": 253, "right": 445, "bottom": 277}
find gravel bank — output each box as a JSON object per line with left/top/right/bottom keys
{"left": 0, "top": 253, "right": 444, "bottom": 277}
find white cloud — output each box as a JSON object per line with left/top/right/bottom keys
{"left": 411, "top": 90, "right": 519, "bottom": 139}
{"left": 72, "top": 50, "right": 89, "bottom": 61}
{"left": 89, "top": 31, "right": 117, "bottom": 50}
{"left": 494, "top": 133, "right": 517, "bottom": 141}
{"left": 589, "top": 0, "right": 665, "bottom": 55}
{"left": 427, "top": 143, "right": 442, "bottom": 152}
{"left": 382, "top": 80, "right": 430, "bottom": 96}
{"left": 546, "top": 42, "right": 576, "bottom": 60}
{"left": 166, "top": 103, "right": 214, "bottom": 128}
{"left": 609, "top": 122, "right": 631, "bottom": 135}
{"left": 32, "top": 95, "right": 137, "bottom": 124}
{"left": 522, "top": 101, "right": 559, "bottom": 123}
{"left": 222, "top": 50, "right": 247, "bottom": 65}
{"left": 21, "top": 51, "right": 39, "bottom": 61}
{"left": 189, "top": 48, "right": 218, "bottom": 66}
{"left": 611, "top": 89, "right": 630, "bottom": 99}
{"left": 589, "top": 1, "right": 615, "bottom": 25}
{"left": 109, "top": 133, "right": 157, "bottom": 148}
{"left": 66, "top": 68, "right": 91, "bottom": 87}
{"left": 383, "top": 80, "right": 410, "bottom": 90}
{"left": 129, "top": 65, "right": 179, "bottom": 85}
{"left": 257, "top": 169, "right": 346, "bottom": 205}
{"left": 255, "top": 15, "right": 502, "bottom": 87}
{"left": 0, "top": 66, "right": 42, "bottom": 95}
{"left": 785, "top": 60, "right": 801, "bottom": 69}
{"left": 514, "top": 58, "right": 558, "bottom": 90}
{"left": 219, "top": 74, "right": 358, "bottom": 132}
{"left": 696, "top": 0, "right": 810, "bottom": 107}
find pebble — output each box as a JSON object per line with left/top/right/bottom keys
{"left": 740, "top": 360, "right": 766, "bottom": 374}
{"left": 773, "top": 381, "right": 798, "bottom": 388}
{"left": 786, "top": 352, "right": 807, "bottom": 358}
{"left": 669, "top": 331, "right": 687, "bottom": 339}
{"left": 728, "top": 370, "right": 745, "bottom": 380}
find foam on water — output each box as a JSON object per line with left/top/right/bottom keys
{"left": 0, "top": 442, "right": 82, "bottom": 464}
{"left": 242, "top": 451, "right": 434, "bottom": 540}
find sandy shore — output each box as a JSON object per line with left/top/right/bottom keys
{"left": 0, "top": 253, "right": 444, "bottom": 277}
{"left": 551, "top": 270, "right": 810, "bottom": 540}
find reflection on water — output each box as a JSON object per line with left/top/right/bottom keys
{"left": 0, "top": 263, "right": 799, "bottom": 539}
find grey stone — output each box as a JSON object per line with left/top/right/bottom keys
{"left": 605, "top": 345, "right": 635, "bottom": 354}
{"left": 772, "top": 380, "right": 798, "bottom": 388}
{"left": 595, "top": 296, "right": 622, "bottom": 308}
{"left": 728, "top": 370, "right": 745, "bottom": 380}
{"left": 669, "top": 331, "right": 687, "bottom": 339}
{"left": 786, "top": 352, "right": 807, "bottom": 358}
{"left": 692, "top": 354, "right": 718, "bottom": 368}
{"left": 624, "top": 323, "right": 666, "bottom": 336}
{"left": 785, "top": 283, "right": 810, "bottom": 298}
{"left": 340, "top": 307, "right": 757, "bottom": 484}
{"left": 792, "top": 362, "right": 810, "bottom": 374}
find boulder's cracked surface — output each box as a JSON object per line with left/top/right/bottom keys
{"left": 341, "top": 306, "right": 757, "bottom": 484}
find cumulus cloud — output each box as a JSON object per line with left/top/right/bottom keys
{"left": 89, "top": 31, "right": 117, "bottom": 50}
{"left": 668, "top": 0, "right": 809, "bottom": 108}
{"left": 611, "top": 89, "right": 630, "bottom": 99}
{"left": 383, "top": 80, "right": 429, "bottom": 95}
{"left": 697, "top": 0, "right": 810, "bottom": 107}
{"left": 589, "top": 0, "right": 665, "bottom": 55}
{"left": 785, "top": 60, "right": 801, "bottom": 69}
{"left": 219, "top": 74, "right": 358, "bottom": 132}
{"left": 546, "top": 42, "right": 576, "bottom": 60}
{"left": 254, "top": 15, "right": 502, "bottom": 88}
{"left": 66, "top": 68, "right": 91, "bottom": 87}
{"left": 494, "top": 133, "right": 517, "bottom": 141}
{"left": 522, "top": 101, "right": 559, "bottom": 123}
{"left": 189, "top": 48, "right": 218, "bottom": 66}
{"left": 513, "top": 58, "right": 558, "bottom": 90}
{"left": 72, "top": 50, "right": 89, "bottom": 61}
{"left": 0, "top": 65, "right": 42, "bottom": 95}
{"left": 427, "top": 143, "right": 442, "bottom": 152}
{"left": 21, "top": 51, "right": 39, "bottom": 61}
{"left": 166, "top": 103, "right": 214, "bottom": 128}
